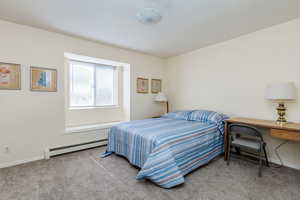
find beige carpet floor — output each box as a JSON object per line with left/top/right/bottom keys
{"left": 1, "top": 146, "right": 300, "bottom": 200}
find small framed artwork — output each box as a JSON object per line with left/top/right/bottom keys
{"left": 0, "top": 62, "right": 21, "bottom": 90}
{"left": 30, "top": 67, "right": 57, "bottom": 92}
{"left": 151, "top": 79, "right": 162, "bottom": 93}
{"left": 137, "top": 77, "right": 149, "bottom": 93}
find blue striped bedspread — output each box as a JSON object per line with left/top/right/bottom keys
{"left": 101, "top": 117, "right": 224, "bottom": 188}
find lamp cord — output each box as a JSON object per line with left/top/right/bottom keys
{"left": 267, "top": 140, "right": 289, "bottom": 168}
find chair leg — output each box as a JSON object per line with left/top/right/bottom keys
{"left": 263, "top": 144, "right": 270, "bottom": 167}
{"left": 258, "top": 146, "right": 262, "bottom": 177}
{"left": 235, "top": 147, "right": 241, "bottom": 155}
{"left": 227, "top": 138, "right": 231, "bottom": 166}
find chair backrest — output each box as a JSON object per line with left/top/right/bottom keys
{"left": 228, "top": 123, "right": 264, "bottom": 141}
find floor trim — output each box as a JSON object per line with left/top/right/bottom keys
{"left": 2, "top": 150, "right": 299, "bottom": 170}
{"left": 269, "top": 158, "right": 300, "bottom": 170}
{"left": 0, "top": 144, "right": 108, "bottom": 169}
{"left": 229, "top": 152, "right": 300, "bottom": 170}
{"left": 0, "top": 156, "right": 45, "bottom": 169}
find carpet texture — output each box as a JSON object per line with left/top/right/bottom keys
{"left": 0, "top": 146, "right": 300, "bottom": 200}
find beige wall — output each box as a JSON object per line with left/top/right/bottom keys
{"left": 165, "top": 19, "right": 300, "bottom": 169}
{"left": 2, "top": 17, "right": 300, "bottom": 169}
{"left": 0, "top": 20, "right": 165, "bottom": 166}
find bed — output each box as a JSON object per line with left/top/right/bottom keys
{"left": 101, "top": 110, "right": 228, "bottom": 188}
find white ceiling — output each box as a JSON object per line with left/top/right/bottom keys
{"left": 0, "top": 0, "right": 299, "bottom": 58}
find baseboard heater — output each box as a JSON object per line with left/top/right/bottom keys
{"left": 45, "top": 139, "right": 107, "bottom": 159}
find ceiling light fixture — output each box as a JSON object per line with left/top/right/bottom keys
{"left": 136, "top": 7, "right": 162, "bottom": 24}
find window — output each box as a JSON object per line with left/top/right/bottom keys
{"left": 70, "top": 61, "right": 118, "bottom": 108}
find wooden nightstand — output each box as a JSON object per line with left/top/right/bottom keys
{"left": 152, "top": 116, "right": 162, "bottom": 118}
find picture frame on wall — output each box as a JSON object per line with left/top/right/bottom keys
{"left": 137, "top": 77, "right": 149, "bottom": 93}
{"left": 30, "top": 67, "right": 57, "bottom": 92}
{"left": 0, "top": 62, "right": 21, "bottom": 90}
{"left": 151, "top": 79, "right": 162, "bottom": 93}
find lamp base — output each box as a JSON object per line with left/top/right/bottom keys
{"left": 276, "top": 102, "right": 287, "bottom": 124}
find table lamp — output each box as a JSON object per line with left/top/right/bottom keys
{"left": 265, "top": 82, "right": 297, "bottom": 124}
{"left": 154, "top": 92, "right": 169, "bottom": 113}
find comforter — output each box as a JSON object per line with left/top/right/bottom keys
{"left": 101, "top": 117, "right": 224, "bottom": 188}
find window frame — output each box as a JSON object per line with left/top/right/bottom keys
{"left": 69, "top": 60, "right": 119, "bottom": 109}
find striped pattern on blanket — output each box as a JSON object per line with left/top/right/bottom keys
{"left": 101, "top": 118, "right": 224, "bottom": 188}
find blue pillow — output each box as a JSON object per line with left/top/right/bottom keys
{"left": 189, "top": 110, "right": 229, "bottom": 134}
{"left": 189, "top": 110, "right": 228, "bottom": 123}
{"left": 162, "top": 110, "right": 193, "bottom": 120}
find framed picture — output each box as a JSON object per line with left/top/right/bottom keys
{"left": 30, "top": 67, "right": 57, "bottom": 92}
{"left": 0, "top": 62, "right": 21, "bottom": 90}
{"left": 151, "top": 79, "right": 162, "bottom": 93}
{"left": 137, "top": 77, "right": 149, "bottom": 93}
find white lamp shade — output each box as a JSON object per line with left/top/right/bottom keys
{"left": 265, "top": 82, "right": 297, "bottom": 101}
{"left": 154, "top": 92, "right": 168, "bottom": 102}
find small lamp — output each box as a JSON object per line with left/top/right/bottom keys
{"left": 265, "top": 82, "right": 297, "bottom": 124}
{"left": 154, "top": 92, "right": 169, "bottom": 113}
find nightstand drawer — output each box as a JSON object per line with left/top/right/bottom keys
{"left": 270, "top": 129, "right": 300, "bottom": 142}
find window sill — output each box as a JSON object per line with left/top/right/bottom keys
{"left": 65, "top": 121, "right": 122, "bottom": 134}
{"left": 69, "top": 105, "right": 120, "bottom": 110}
